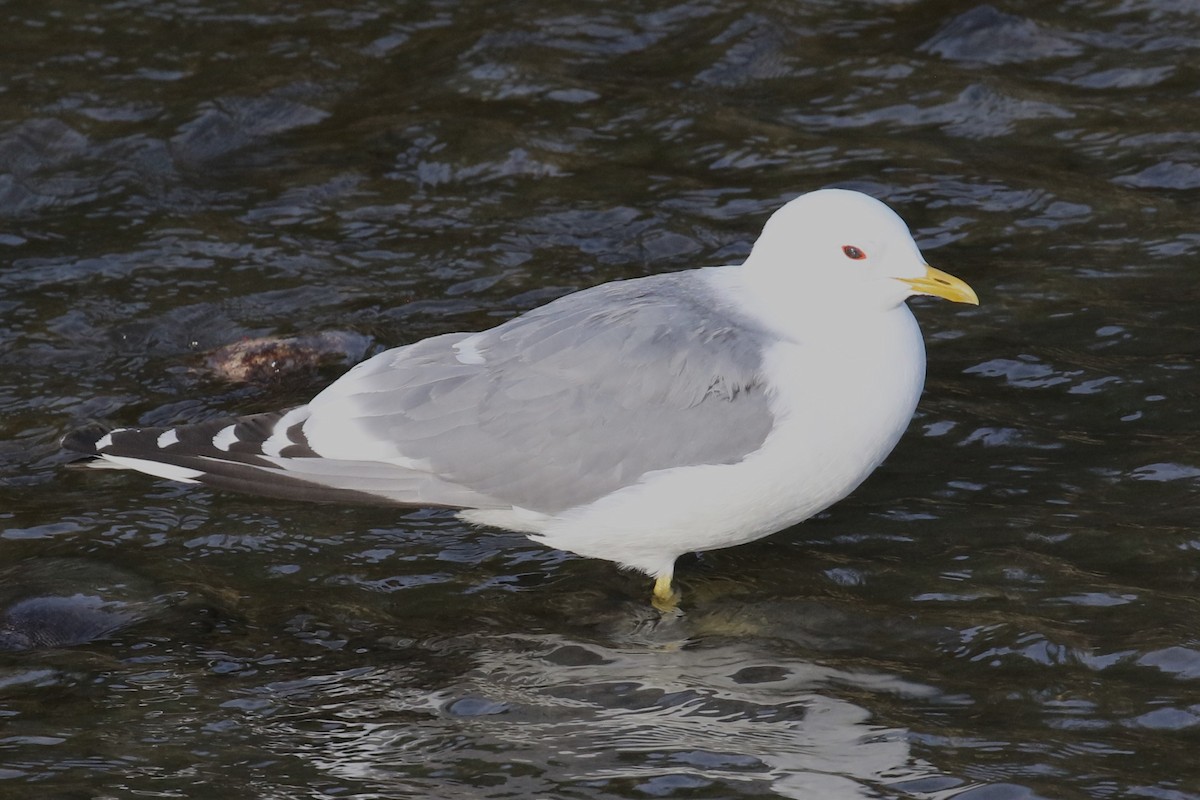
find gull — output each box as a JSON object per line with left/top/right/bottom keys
{"left": 63, "top": 189, "right": 978, "bottom": 610}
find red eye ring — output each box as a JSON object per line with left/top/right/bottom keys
{"left": 842, "top": 245, "right": 867, "bottom": 260}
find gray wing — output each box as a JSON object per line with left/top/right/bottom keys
{"left": 303, "top": 270, "right": 776, "bottom": 513}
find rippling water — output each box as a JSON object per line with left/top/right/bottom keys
{"left": 3, "top": 1, "right": 1200, "bottom": 797}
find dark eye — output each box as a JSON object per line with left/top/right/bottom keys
{"left": 842, "top": 245, "right": 867, "bottom": 260}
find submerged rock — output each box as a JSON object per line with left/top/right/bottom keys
{"left": 919, "top": 5, "right": 1082, "bottom": 66}
{"left": 0, "top": 559, "right": 173, "bottom": 651}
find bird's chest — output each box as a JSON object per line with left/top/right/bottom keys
{"left": 753, "top": 310, "right": 927, "bottom": 512}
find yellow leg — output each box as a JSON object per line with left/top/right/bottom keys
{"left": 651, "top": 571, "right": 680, "bottom": 612}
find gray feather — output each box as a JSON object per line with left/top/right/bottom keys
{"left": 308, "top": 270, "right": 776, "bottom": 512}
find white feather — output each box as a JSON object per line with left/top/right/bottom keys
{"left": 211, "top": 425, "right": 238, "bottom": 452}
{"left": 452, "top": 335, "right": 486, "bottom": 365}
{"left": 261, "top": 407, "right": 310, "bottom": 457}
{"left": 96, "top": 455, "right": 204, "bottom": 483}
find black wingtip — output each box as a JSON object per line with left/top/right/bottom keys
{"left": 61, "top": 424, "right": 114, "bottom": 456}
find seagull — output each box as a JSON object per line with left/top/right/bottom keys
{"left": 63, "top": 189, "right": 977, "bottom": 610}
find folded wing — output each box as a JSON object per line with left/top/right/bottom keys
{"left": 66, "top": 271, "right": 777, "bottom": 513}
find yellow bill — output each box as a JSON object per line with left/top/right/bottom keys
{"left": 899, "top": 265, "right": 979, "bottom": 305}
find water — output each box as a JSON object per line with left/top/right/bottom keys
{"left": 3, "top": 0, "right": 1200, "bottom": 797}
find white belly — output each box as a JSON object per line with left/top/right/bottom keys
{"left": 514, "top": 306, "right": 927, "bottom": 576}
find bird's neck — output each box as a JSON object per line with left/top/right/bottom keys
{"left": 708, "top": 264, "right": 903, "bottom": 343}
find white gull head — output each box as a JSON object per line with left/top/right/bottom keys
{"left": 739, "top": 189, "right": 977, "bottom": 335}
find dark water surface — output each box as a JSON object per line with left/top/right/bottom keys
{"left": 3, "top": 0, "right": 1200, "bottom": 797}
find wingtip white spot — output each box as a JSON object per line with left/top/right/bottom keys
{"left": 95, "top": 432, "right": 115, "bottom": 450}
{"left": 211, "top": 424, "right": 238, "bottom": 452}
{"left": 157, "top": 429, "right": 180, "bottom": 449}
{"left": 262, "top": 407, "right": 310, "bottom": 457}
